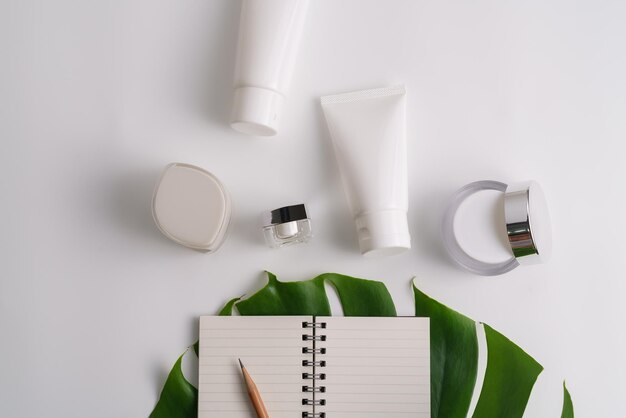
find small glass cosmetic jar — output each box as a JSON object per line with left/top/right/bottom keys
{"left": 262, "top": 204, "right": 312, "bottom": 248}
{"left": 441, "top": 180, "right": 552, "bottom": 276}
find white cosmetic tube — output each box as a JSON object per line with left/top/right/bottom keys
{"left": 230, "top": 0, "right": 309, "bottom": 136}
{"left": 321, "top": 86, "right": 411, "bottom": 257}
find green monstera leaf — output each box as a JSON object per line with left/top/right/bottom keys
{"left": 149, "top": 352, "right": 197, "bottom": 418}
{"left": 472, "top": 325, "right": 543, "bottom": 418}
{"left": 414, "top": 285, "right": 478, "bottom": 418}
{"left": 236, "top": 272, "right": 396, "bottom": 316}
{"left": 150, "top": 272, "right": 573, "bottom": 418}
{"left": 561, "top": 383, "right": 574, "bottom": 418}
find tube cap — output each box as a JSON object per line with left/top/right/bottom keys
{"left": 230, "top": 86, "right": 284, "bottom": 136}
{"left": 355, "top": 210, "right": 411, "bottom": 258}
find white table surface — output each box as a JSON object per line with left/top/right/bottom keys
{"left": 2, "top": 1, "right": 625, "bottom": 417}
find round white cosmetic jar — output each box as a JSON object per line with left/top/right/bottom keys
{"left": 152, "top": 163, "right": 231, "bottom": 252}
{"left": 441, "top": 180, "right": 552, "bottom": 276}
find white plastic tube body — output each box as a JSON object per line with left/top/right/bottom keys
{"left": 321, "top": 86, "right": 410, "bottom": 257}
{"left": 230, "top": 0, "right": 309, "bottom": 136}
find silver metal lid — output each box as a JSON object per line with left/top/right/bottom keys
{"left": 442, "top": 180, "right": 552, "bottom": 276}
{"left": 504, "top": 181, "right": 552, "bottom": 265}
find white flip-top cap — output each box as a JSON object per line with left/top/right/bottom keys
{"left": 441, "top": 180, "right": 552, "bottom": 276}
{"left": 355, "top": 210, "right": 411, "bottom": 258}
{"left": 230, "top": 86, "right": 284, "bottom": 136}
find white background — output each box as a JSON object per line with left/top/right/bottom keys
{"left": 1, "top": 0, "right": 625, "bottom": 417}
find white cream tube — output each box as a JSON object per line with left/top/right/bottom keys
{"left": 321, "top": 86, "right": 410, "bottom": 257}
{"left": 230, "top": 0, "right": 309, "bottom": 136}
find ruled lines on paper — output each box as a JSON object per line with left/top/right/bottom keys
{"left": 316, "top": 317, "right": 430, "bottom": 418}
{"left": 198, "top": 316, "right": 312, "bottom": 418}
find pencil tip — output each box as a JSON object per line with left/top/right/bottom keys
{"left": 238, "top": 358, "right": 244, "bottom": 369}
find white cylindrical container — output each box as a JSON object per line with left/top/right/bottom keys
{"left": 321, "top": 86, "right": 410, "bottom": 257}
{"left": 230, "top": 0, "right": 309, "bottom": 136}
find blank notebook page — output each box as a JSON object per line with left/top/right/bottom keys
{"left": 317, "top": 316, "right": 430, "bottom": 418}
{"left": 198, "top": 316, "right": 311, "bottom": 418}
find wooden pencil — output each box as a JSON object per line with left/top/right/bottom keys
{"left": 239, "top": 358, "right": 270, "bottom": 418}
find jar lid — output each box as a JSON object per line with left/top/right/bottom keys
{"left": 504, "top": 181, "right": 552, "bottom": 265}
{"left": 441, "top": 180, "right": 552, "bottom": 276}
{"left": 152, "top": 163, "right": 231, "bottom": 252}
{"left": 263, "top": 204, "right": 309, "bottom": 226}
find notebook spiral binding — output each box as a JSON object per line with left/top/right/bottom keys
{"left": 301, "top": 321, "right": 326, "bottom": 418}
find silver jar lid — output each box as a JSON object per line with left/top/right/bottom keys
{"left": 441, "top": 180, "right": 552, "bottom": 276}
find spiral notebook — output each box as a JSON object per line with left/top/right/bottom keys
{"left": 198, "top": 316, "right": 430, "bottom": 418}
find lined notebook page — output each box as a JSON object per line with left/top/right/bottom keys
{"left": 317, "top": 317, "right": 430, "bottom": 418}
{"left": 198, "top": 316, "right": 312, "bottom": 418}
